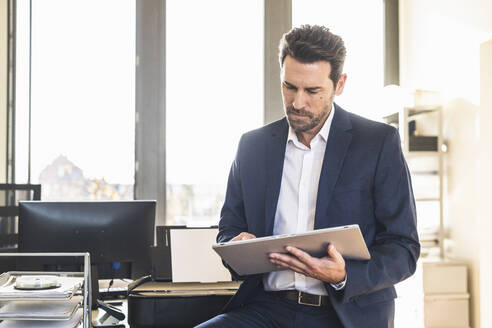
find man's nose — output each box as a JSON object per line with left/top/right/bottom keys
{"left": 293, "top": 90, "right": 308, "bottom": 109}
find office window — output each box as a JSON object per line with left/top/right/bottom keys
{"left": 14, "top": 0, "right": 30, "bottom": 185}
{"left": 292, "top": 0, "right": 384, "bottom": 120}
{"left": 166, "top": 0, "right": 264, "bottom": 226}
{"left": 16, "top": 0, "right": 136, "bottom": 200}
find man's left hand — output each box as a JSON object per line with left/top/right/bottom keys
{"left": 269, "top": 244, "right": 346, "bottom": 284}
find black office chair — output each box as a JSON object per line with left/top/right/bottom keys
{"left": 0, "top": 184, "right": 41, "bottom": 274}
{"left": 0, "top": 184, "right": 41, "bottom": 249}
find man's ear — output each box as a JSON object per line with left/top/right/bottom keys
{"left": 334, "top": 73, "right": 347, "bottom": 96}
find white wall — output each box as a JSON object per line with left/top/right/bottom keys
{"left": 0, "top": 0, "right": 7, "bottom": 184}
{"left": 478, "top": 40, "right": 492, "bottom": 328}
{"left": 400, "top": 1, "right": 492, "bottom": 326}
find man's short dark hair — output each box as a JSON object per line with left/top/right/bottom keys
{"left": 279, "top": 25, "right": 346, "bottom": 86}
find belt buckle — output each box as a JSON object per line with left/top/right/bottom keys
{"left": 297, "top": 291, "right": 322, "bottom": 307}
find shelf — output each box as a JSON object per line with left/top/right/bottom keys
{"left": 0, "top": 253, "right": 91, "bottom": 328}
{"left": 383, "top": 113, "right": 399, "bottom": 124}
{"left": 384, "top": 106, "right": 441, "bottom": 124}
{"left": 411, "top": 170, "right": 439, "bottom": 175}
{"left": 407, "top": 107, "right": 440, "bottom": 116}
{"left": 405, "top": 151, "right": 440, "bottom": 157}
{"left": 0, "top": 296, "right": 82, "bottom": 321}
{"left": 420, "top": 240, "right": 439, "bottom": 248}
{"left": 383, "top": 104, "right": 443, "bottom": 256}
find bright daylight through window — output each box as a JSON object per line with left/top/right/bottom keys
{"left": 16, "top": 0, "right": 136, "bottom": 200}
{"left": 166, "top": 0, "right": 264, "bottom": 226}
{"left": 293, "top": 0, "right": 384, "bottom": 120}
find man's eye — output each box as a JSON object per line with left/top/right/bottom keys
{"left": 284, "top": 84, "right": 296, "bottom": 90}
{"left": 306, "top": 90, "right": 317, "bottom": 95}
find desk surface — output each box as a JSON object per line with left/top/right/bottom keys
{"left": 131, "top": 281, "right": 241, "bottom": 297}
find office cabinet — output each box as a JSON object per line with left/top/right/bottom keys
{"left": 422, "top": 260, "right": 469, "bottom": 328}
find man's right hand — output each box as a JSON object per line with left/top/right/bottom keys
{"left": 231, "top": 232, "right": 256, "bottom": 241}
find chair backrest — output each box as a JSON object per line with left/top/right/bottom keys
{"left": 0, "top": 184, "right": 41, "bottom": 248}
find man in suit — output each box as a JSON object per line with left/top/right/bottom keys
{"left": 197, "top": 25, "right": 420, "bottom": 327}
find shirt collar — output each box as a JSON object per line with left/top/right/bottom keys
{"left": 287, "top": 103, "right": 335, "bottom": 145}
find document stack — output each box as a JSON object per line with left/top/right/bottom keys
{"left": 0, "top": 253, "right": 91, "bottom": 328}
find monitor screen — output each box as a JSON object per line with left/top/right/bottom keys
{"left": 18, "top": 201, "right": 156, "bottom": 280}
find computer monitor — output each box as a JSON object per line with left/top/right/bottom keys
{"left": 17, "top": 201, "right": 155, "bottom": 306}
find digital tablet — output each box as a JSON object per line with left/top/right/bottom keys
{"left": 212, "top": 224, "right": 370, "bottom": 276}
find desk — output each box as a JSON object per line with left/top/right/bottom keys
{"left": 127, "top": 281, "right": 240, "bottom": 328}
{"left": 90, "top": 281, "right": 241, "bottom": 328}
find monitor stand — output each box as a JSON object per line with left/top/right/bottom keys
{"left": 91, "top": 265, "right": 126, "bottom": 324}
{"left": 91, "top": 264, "right": 100, "bottom": 310}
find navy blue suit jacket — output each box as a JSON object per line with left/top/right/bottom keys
{"left": 218, "top": 104, "right": 420, "bottom": 327}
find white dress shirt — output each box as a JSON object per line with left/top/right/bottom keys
{"left": 263, "top": 105, "right": 338, "bottom": 296}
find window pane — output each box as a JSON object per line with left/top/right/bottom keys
{"left": 166, "top": 0, "right": 264, "bottom": 226}
{"left": 28, "top": 0, "right": 136, "bottom": 200}
{"left": 292, "top": 0, "right": 384, "bottom": 120}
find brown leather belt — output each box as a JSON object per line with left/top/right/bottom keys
{"left": 266, "top": 290, "right": 332, "bottom": 307}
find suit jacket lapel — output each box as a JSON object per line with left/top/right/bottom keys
{"left": 314, "top": 104, "right": 353, "bottom": 229}
{"left": 264, "top": 118, "right": 289, "bottom": 236}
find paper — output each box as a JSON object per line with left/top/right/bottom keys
{"left": 170, "top": 228, "right": 231, "bottom": 283}
{"left": 0, "top": 296, "right": 82, "bottom": 320}
{"left": 0, "top": 276, "right": 83, "bottom": 301}
{"left": 0, "top": 309, "right": 83, "bottom": 327}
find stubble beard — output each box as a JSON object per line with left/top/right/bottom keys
{"left": 285, "top": 103, "right": 332, "bottom": 133}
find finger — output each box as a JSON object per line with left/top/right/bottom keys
{"left": 285, "top": 246, "right": 316, "bottom": 269}
{"left": 241, "top": 233, "right": 256, "bottom": 240}
{"left": 270, "top": 258, "right": 309, "bottom": 276}
{"left": 269, "top": 253, "right": 311, "bottom": 273}
{"left": 231, "top": 232, "right": 256, "bottom": 241}
{"left": 327, "top": 244, "right": 344, "bottom": 263}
